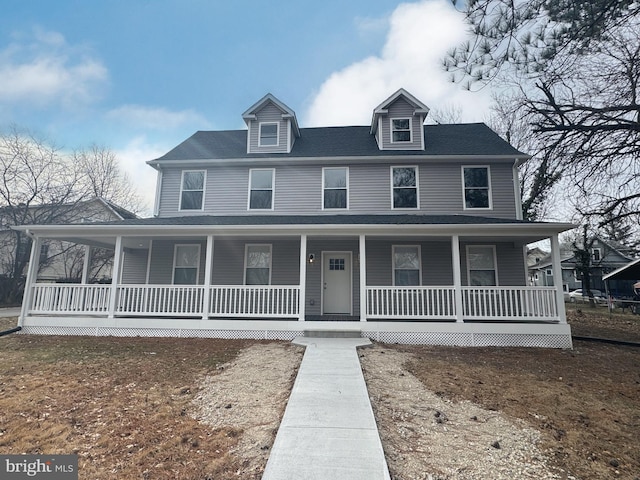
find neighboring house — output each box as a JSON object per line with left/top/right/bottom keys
{"left": 1, "top": 197, "right": 137, "bottom": 283}
{"left": 14, "top": 89, "right": 575, "bottom": 347}
{"left": 529, "top": 237, "right": 636, "bottom": 296}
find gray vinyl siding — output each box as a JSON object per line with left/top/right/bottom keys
{"left": 380, "top": 98, "right": 424, "bottom": 150}
{"left": 247, "top": 103, "right": 290, "bottom": 154}
{"left": 157, "top": 161, "right": 517, "bottom": 218}
{"left": 121, "top": 249, "right": 148, "bottom": 284}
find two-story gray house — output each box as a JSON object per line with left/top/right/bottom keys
{"left": 15, "top": 89, "right": 574, "bottom": 347}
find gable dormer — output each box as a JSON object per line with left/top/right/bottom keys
{"left": 370, "top": 88, "right": 429, "bottom": 151}
{"left": 242, "top": 93, "right": 300, "bottom": 154}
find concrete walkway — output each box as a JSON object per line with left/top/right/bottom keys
{"left": 262, "top": 337, "right": 391, "bottom": 480}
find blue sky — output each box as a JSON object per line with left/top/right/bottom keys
{"left": 0, "top": 0, "right": 495, "bottom": 212}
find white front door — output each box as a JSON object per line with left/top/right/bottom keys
{"left": 322, "top": 252, "right": 352, "bottom": 314}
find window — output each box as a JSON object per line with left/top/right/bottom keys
{"left": 463, "top": 167, "right": 491, "bottom": 209}
{"left": 467, "top": 246, "right": 497, "bottom": 286}
{"left": 180, "top": 170, "right": 205, "bottom": 210}
{"left": 392, "top": 166, "right": 418, "bottom": 209}
{"left": 249, "top": 169, "right": 274, "bottom": 210}
{"left": 245, "top": 244, "right": 271, "bottom": 285}
{"left": 173, "top": 245, "right": 200, "bottom": 285}
{"left": 591, "top": 248, "right": 602, "bottom": 262}
{"left": 546, "top": 269, "right": 553, "bottom": 276}
{"left": 393, "top": 245, "right": 421, "bottom": 286}
{"left": 323, "top": 167, "right": 348, "bottom": 209}
{"left": 39, "top": 243, "right": 50, "bottom": 264}
{"left": 259, "top": 122, "right": 278, "bottom": 146}
{"left": 391, "top": 118, "right": 411, "bottom": 142}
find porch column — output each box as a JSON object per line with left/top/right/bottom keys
{"left": 551, "top": 233, "right": 567, "bottom": 323}
{"left": 108, "top": 236, "right": 123, "bottom": 319}
{"left": 451, "top": 235, "right": 464, "bottom": 323}
{"left": 298, "top": 234, "right": 307, "bottom": 321}
{"left": 19, "top": 235, "right": 42, "bottom": 326}
{"left": 81, "top": 245, "right": 91, "bottom": 284}
{"left": 202, "top": 235, "right": 214, "bottom": 320}
{"left": 359, "top": 234, "right": 367, "bottom": 322}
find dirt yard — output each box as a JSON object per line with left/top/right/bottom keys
{"left": 1, "top": 307, "right": 639, "bottom": 479}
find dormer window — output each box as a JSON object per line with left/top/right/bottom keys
{"left": 259, "top": 123, "right": 279, "bottom": 146}
{"left": 392, "top": 118, "right": 411, "bottom": 142}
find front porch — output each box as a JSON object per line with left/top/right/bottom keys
{"left": 16, "top": 218, "right": 573, "bottom": 347}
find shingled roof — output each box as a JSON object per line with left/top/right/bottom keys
{"left": 149, "top": 123, "right": 527, "bottom": 163}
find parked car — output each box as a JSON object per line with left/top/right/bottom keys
{"left": 567, "top": 289, "right": 607, "bottom": 305}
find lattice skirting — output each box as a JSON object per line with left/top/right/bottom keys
{"left": 18, "top": 326, "right": 300, "bottom": 341}
{"left": 362, "top": 331, "right": 572, "bottom": 348}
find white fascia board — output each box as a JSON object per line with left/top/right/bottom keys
{"left": 13, "top": 220, "right": 576, "bottom": 240}
{"left": 147, "top": 154, "right": 531, "bottom": 169}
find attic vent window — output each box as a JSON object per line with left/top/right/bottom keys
{"left": 391, "top": 118, "right": 411, "bottom": 142}
{"left": 259, "top": 123, "right": 279, "bottom": 146}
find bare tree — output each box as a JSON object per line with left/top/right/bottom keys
{"left": 446, "top": 1, "right": 640, "bottom": 236}
{"left": 0, "top": 127, "right": 85, "bottom": 303}
{"left": 74, "top": 145, "right": 147, "bottom": 215}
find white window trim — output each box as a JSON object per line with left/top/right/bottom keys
{"left": 461, "top": 166, "right": 493, "bottom": 210}
{"left": 244, "top": 244, "right": 273, "bottom": 285}
{"left": 178, "top": 170, "right": 206, "bottom": 212}
{"left": 390, "top": 166, "right": 420, "bottom": 210}
{"left": 390, "top": 117, "right": 412, "bottom": 143}
{"left": 247, "top": 168, "right": 275, "bottom": 211}
{"left": 392, "top": 245, "right": 422, "bottom": 286}
{"left": 591, "top": 247, "right": 602, "bottom": 262}
{"left": 172, "top": 244, "right": 201, "bottom": 285}
{"left": 322, "top": 167, "right": 349, "bottom": 210}
{"left": 258, "top": 121, "right": 279, "bottom": 147}
{"left": 465, "top": 245, "right": 499, "bottom": 286}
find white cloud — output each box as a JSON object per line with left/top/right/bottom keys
{"left": 305, "top": 0, "right": 493, "bottom": 126}
{"left": 114, "top": 137, "right": 170, "bottom": 217}
{"left": 106, "top": 105, "right": 210, "bottom": 132}
{"left": 0, "top": 28, "right": 108, "bottom": 109}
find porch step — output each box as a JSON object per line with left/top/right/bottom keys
{"left": 303, "top": 329, "right": 362, "bottom": 339}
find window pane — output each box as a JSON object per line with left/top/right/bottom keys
{"left": 468, "top": 247, "right": 494, "bottom": 269}
{"left": 464, "top": 168, "right": 488, "bottom": 188}
{"left": 393, "top": 188, "right": 417, "bottom": 208}
{"left": 465, "top": 189, "right": 489, "bottom": 208}
{"left": 251, "top": 170, "right": 273, "bottom": 189}
{"left": 394, "top": 247, "right": 420, "bottom": 269}
{"left": 393, "top": 168, "right": 416, "bottom": 187}
{"left": 246, "top": 268, "right": 270, "bottom": 285}
{"left": 181, "top": 191, "right": 203, "bottom": 210}
{"left": 174, "top": 268, "right": 197, "bottom": 285}
{"left": 247, "top": 246, "right": 271, "bottom": 268}
{"left": 250, "top": 190, "right": 272, "bottom": 209}
{"left": 183, "top": 171, "right": 204, "bottom": 190}
{"left": 393, "top": 131, "right": 411, "bottom": 142}
{"left": 260, "top": 124, "right": 278, "bottom": 145}
{"left": 393, "top": 119, "right": 410, "bottom": 130}
{"left": 324, "top": 189, "right": 346, "bottom": 209}
{"left": 324, "top": 168, "right": 347, "bottom": 188}
{"left": 469, "top": 270, "right": 496, "bottom": 286}
{"left": 395, "top": 270, "right": 420, "bottom": 286}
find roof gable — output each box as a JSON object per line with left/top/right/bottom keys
{"left": 242, "top": 93, "right": 300, "bottom": 137}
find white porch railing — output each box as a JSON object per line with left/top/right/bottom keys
{"left": 366, "top": 286, "right": 457, "bottom": 319}
{"left": 28, "top": 283, "right": 300, "bottom": 318}
{"left": 28, "top": 283, "right": 557, "bottom": 321}
{"left": 117, "top": 285, "right": 205, "bottom": 316}
{"left": 209, "top": 285, "right": 300, "bottom": 318}
{"left": 30, "top": 284, "right": 111, "bottom": 314}
{"left": 462, "top": 286, "right": 558, "bottom": 320}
